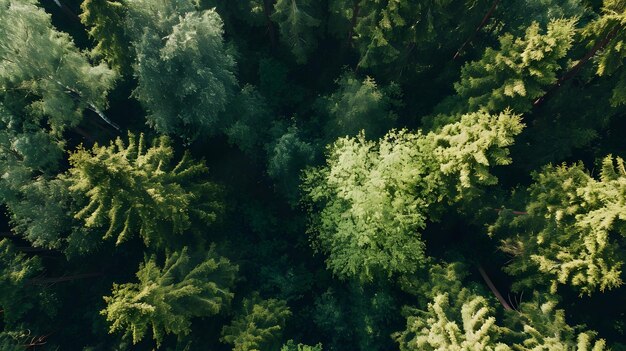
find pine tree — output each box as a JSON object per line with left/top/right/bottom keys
{"left": 80, "top": 0, "right": 132, "bottom": 74}
{"left": 318, "top": 72, "right": 400, "bottom": 141}
{"left": 101, "top": 246, "right": 238, "bottom": 346}
{"left": 303, "top": 110, "right": 523, "bottom": 281}
{"left": 582, "top": 0, "right": 626, "bottom": 106}
{"left": 492, "top": 156, "right": 626, "bottom": 295}
{"left": 0, "top": 239, "right": 56, "bottom": 329}
{"left": 281, "top": 340, "right": 323, "bottom": 351}
{"left": 125, "top": 1, "right": 237, "bottom": 140}
{"left": 0, "top": 0, "right": 117, "bottom": 134}
{"left": 221, "top": 294, "right": 292, "bottom": 351}
{"left": 271, "top": 0, "right": 321, "bottom": 63}
{"left": 67, "top": 133, "right": 222, "bottom": 247}
{"left": 454, "top": 18, "right": 576, "bottom": 114}
{"left": 395, "top": 292, "right": 511, "bottom": 351}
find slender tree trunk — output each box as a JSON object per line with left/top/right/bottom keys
{"left": 533, "top": 25, "right": 622, "bottom": 108}
{"left": 347, "top": 0, "right": 361, "bottom": 47}
{"left": 263, "top": 0, "right": 278, "bottom": 49}
{"left": 28, "top": 272, "right": 102, "bottom": 285}
{"left": 478, "top": 265, "right": 512, "bottom": 310}
{"left": 453, "top": 0, "right": 500, "bottom": 60}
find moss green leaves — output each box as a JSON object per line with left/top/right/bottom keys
{"left": 67, "top": 133, "right": 221, "bottom": 247}
{"left": 303, "top": 110, "right": 523, "bottom": 281}
{"left": 102, "top": 247, "right": 237, "bottom": 346}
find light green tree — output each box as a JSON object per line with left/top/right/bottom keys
{"left": 0, "top": 0, "right": 117, "bottom": 134}
{"left": 455, "top": 18, "right": 576, "bottom": 114}
{"left": 492, "top": 156, "right": 626, "bottom": 295}
{"left": 125, "top": 1, "right": 237, "bottom": 140}
{"left": 101, "top": 246, "right": 238, "bottom": 346}
{"left": 67, "top": 133, "right": 222, "bottom": 247}
{"left": 303, "top": 110, "right": 523, "bottom": 281}
{"left": 221, "top": 294, "right": 292, "bottom": 351}
{"left": 281, "top": 340, "right": 323, "bottom": 351}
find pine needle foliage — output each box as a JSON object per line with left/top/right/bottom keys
{"left": 303, "top": 110, "right": 523, "bottom": 281}
{"left": 101, "top": 246, "right": 237, "bottom": 346}
{"left": 493, "top": 156, "right": 626, "bottom": 295}
{"left": 67, "top": 133, "right": 222, "bottom": 247}
{"left": 221, "top": 294, "right": 292, "bottom": 351}
{"left": 456, "top": 18, "right": 577, "bottom": 114}
{"left": 0, "top": 0, "right": 116, "bottom": 134}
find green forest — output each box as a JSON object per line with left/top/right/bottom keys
{"left": 1, "top": 0, "right": 626, "bottom": 349}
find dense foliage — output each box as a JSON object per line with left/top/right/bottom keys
{"left": 1, "top": 0, "right": 626, "bottom": 350}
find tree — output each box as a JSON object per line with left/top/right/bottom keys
{"left": 101, "top": 246, "right": 238, "bottom": 346}
{"left": 491, "top": 156, "right": 626, "bottom": 295}
{"left": 582, "top": 0, "right": 626, "bottom": 106}
{"left": 80, "top": 0, "right": 132, "bottom": 74}
{"left": 303, "top": 110, "right": 523, "bottom": 281}
{"left": 271, "top": 0, "right": 321, "bottom": 63}
{"left": 125, "top": 1, "right": 237, "bottom": 140}
{"left": 0, "top": 239, "right": 56, "bottom": 329}
{"left": 0, "top": 0, "right": 117, "bottom": 134}
{"left": 318, "top": 72, "right": 400, "bottom": 141}
{"left": 221, "top": 294, "right": 292, "bottom": 351}
{"left": 395, "top": 292, "right": 511, "bottom": 351}
{"left": 454, "top": 18, "right": 576, "bottom": 114}
{"left": 67, "top": 133, "right": 222, "bottom": 247}
{"left": 281, "top": 340, "right": 323, "bottom": 351}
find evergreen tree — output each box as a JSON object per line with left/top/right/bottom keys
{"left": 492, "top": 156, "right": 626, "bottom": 295}
{"left": 80, "top": 0, "right": 132, "bottom": 74}
{"left": 281, "top": 340, "right": 323, "bottom": 351}
{"left": 101, "top": 246, "right": 238, "bottom": 346}
{"left": 0, "top": 239, "right": 55, "bottom": 329}
{"left": 221, "top": 294, "right": 292, "bottom": 351}
{"left": 67, "top": 133, "right": 222, "bottom": 247}
{"left": 125, "top": 1, "right": 237, "bottom": 140}
{"left": 303, "top": 110, "right": 523, "bottom": 281}
{"left": 271, "top": 0, "right": 321, "bottom": 63}
{"left": 318, "top": 72, "right": 400, "bottom": 141}
{"left": 0, "top": 0, "right": 117, "bottom": 134}
{"left": 454, "top": 18, "right": 576, "bottom": 114}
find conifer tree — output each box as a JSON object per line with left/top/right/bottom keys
{"left": 221, "top": 294, "right": 292, "bottom": 351}
{"left": 455, "top": 18, "right": 576, "bottom": 114}
{"left": 125, "top": 1, "right": 237, "bottom": 140}
{"left": 583, "top": 0, "right": 626, "bottom": 106}
{"left": 80, "top": 0, "right": 132, "bottom": 73}
{"left": 101, "top": 246, "right": 238, "bottom": 346}
{"left": 303, "top": 110, "right": 523, "bottom": 281}
{"left": 0, "top": 0, "right": 117, "bottom": 134}
{"left": 0, "top": 239, "right": 55, "bottom": 328}
{"left": 318, "top": 72, "right": 399, "bottom": 141}
{"left": 281, "top": 340, "right": 323, "bottom": 351}
{"left": 67, "top": 133, "right": 222, "bottom": 247}
{"left": 492, "top": 156, "right": 626, "bottom": 295}
{"left": 272, "top": 0, "right": 320, "bottom": 63}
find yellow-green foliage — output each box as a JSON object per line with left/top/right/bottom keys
{"left": 221, "top": 294, "right": 292, "bottom": 351}
{"left": 395, "top": 292, "right": 511, "bottom": 351}
{"left": 456, "top": 18, "right": 576, "bottom": 113}
{"left": 496, "top": 156, "right": 626, "bottom": 295}
{"left": 102, "top": 246, "right": 237, "bottom": 346}
{"left": 67, "top": 133, "right": 221, "bottom": 247}
{"left": 583, "top": 0, "right": 626, "bottom": 105}
{"left": 303, "top": 110, "right": 523, "bottom": 281}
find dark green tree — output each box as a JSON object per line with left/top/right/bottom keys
{"left": 125, "top": 1, "right": 237, "bottom": 140}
